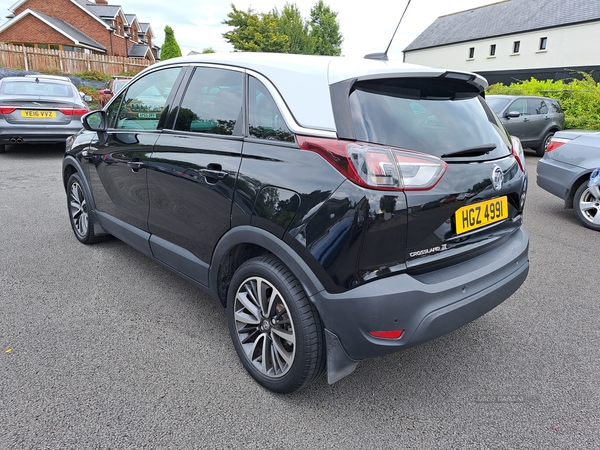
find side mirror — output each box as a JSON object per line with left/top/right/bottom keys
{"left": 83, "top": 95, "right": 93, "bottom": 102}
{"left": 82, "top": 110, "right": 109, "bottom": 145}
{"left": 506, "top": 111, "right": 521, "bottom": 118}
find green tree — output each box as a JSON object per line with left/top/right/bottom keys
{"left": 202, "top": 47, "right": 216, "bottom": 54}
{"left": 222, "top": 4, "right": 289, "bottom": 52}
{"left": 274, "top": 3, "right": 315, "bottom": 54}
{"left": 309, "top": 1, "right": 342, "bottom": 56}
{"left": 161, "top": 25, "right": 182, "bottom": 60}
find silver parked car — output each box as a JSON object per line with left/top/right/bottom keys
{"left": 537, "top": 130, "right": 600, "bottom": 230}
{"left": 0, "top": 75, "right": 91, "bottom": 153}
{"left": 487, "top": 95, "right": 565, "bottom": 156}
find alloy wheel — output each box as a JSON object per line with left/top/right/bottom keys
{"left": 232, "top": 276, "right": 296, "bottom": 378}
{"left": 69, "top": 181, "right": 89, "bottom": 238}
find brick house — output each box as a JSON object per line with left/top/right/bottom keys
{"left": 0, "top": 0, "right": 158, "bottom": 60}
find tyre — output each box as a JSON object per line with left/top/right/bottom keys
{"left": 67, "top": 173, "right": 110, "bottom": 244}
{"left": 227, "top": 256, "right": 325, "bottom": 393}
{"left": 573, "top": 181, "right": 600, "bottom": 231}
{"left": 535, "top": 131, "right": 554, "bottom": 156}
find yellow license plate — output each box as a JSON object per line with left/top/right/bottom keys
{"left": 21, "top": 110, "right": 57, "bottom": 119}
{"left": 455, "top": 196, "right": 508, "bottom": 234}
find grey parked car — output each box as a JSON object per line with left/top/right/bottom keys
{"left": 487, "top": 95, "right": 565, "bottom": 156}
{"left": 537, "top": 130, "right": 600, "bottom": 230}
{"left": 0, "top": 75, "right": 91, "bottom": 153}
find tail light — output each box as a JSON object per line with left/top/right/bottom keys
{"left": 59, "top": 108, "right": 89, "bottom": 116}
{"left": 546, "top": 137, "right": 570, "bottom": 152}
{"left": 510, "top": 136, "right": 525, "bottom": 172}
{"left": 297, "top": 136, "right": 447, "bottom": 191}
{"left": 0, "top": 106, "right": 17, "bottom": 114}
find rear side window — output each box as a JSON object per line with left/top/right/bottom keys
{"left": 248, "top": 76, "right": 294, "bottom": 142}
{"left": 349, "top": 78, "right": 512, "bottom": 158}
{"left": 528, "top": 98, "right": 548, "bottom": 115}
{"left": 174, "top": 67, "right": 243, "bottom": 135}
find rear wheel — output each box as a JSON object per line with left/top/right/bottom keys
{"left": 67, "top": 173, "right": 110, "bottom": 244}
{"left": 227, "top": 256, "right": 325, "bottom": 393}
{"left": 535, "top": 131, "right": 554, "bottom": 156}
{"left": 574, "top": 182, "right": 600, "bottom": 231}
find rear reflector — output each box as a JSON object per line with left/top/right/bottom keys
{"left": 297, "top": 136, "right": 446, "bottom": 191}
{"left": 368, "top": 330, "right": 404, "bottom": 339}
{"left": 546, "top": 137, "right": 570, "bottom": 152}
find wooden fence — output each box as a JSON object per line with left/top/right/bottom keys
{"left": 0, "top": 43, "right": 153, "bottom": 76}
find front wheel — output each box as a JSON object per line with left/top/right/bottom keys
{"left": 67, "top": 173, "right": 110, "bottom": 244}
{"left": 535, "top": 132, "right": 554, "bottom": 156}
{"left": 574, "top": 182, "right": 600, "bottom": 231}
{"left": 227, "top": 256, "right": 325, "bottom": 393}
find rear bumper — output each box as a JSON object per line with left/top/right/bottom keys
{"left": 536, "top": 156, "right": 584, "bottom": 202}
{"left": 312, "top": 226, "right": 529, "bottom": 381}
{"left": 0, "top": 124, "right": 82, "bottom": 145}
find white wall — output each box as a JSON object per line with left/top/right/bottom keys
{"left": 403, "top": 22, "right": 600, "bottom": 72}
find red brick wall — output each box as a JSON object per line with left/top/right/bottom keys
{"left": 0, "top": 15, "right": 73, "bottom": 46}
{"left": 12, "top": 0, "right": 130, "bottom": 56}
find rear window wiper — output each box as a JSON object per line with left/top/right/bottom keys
{"left": 442, "top": 144, "right": 497, "bottom": 158}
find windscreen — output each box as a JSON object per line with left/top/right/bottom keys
{"left": 486, "top": 97, "right": 510, "bottom": 114}
{"left": 349, "top": 78, "right": 512, "bottom": 159}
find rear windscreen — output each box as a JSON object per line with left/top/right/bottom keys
{"left": 349, "top": 78, "right": 512, "bottom": 159}
{"left": 1, "top": 81, "right": 73, "bottom": 97}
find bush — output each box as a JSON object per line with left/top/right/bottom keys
{"left": 486, "top": 72, "right": 600, "bottom": 130}
{"left": 74, "top": 70, "right": 111, "bottom": 82}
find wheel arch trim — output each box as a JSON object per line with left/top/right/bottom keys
{"left": 209, "top": 226, "right": 326, "bottom": 302}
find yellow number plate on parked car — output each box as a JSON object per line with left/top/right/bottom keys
{"left": 21, "top": 110, "right": 57, "bottom": 119}
{"left": 455, "top": 196, "right": 508, "bottom": 234}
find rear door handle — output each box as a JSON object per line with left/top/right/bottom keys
{"left": 199, "top": 169, "right": 228, "bottom": 180}
{"left": 127, "top": 161, "right": 145, "bottom": 172}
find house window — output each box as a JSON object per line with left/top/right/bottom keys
{"left": 489, "top": 44, "right": 496, "bottom": 56}
{"left": 50, "top": 45, "right": 59, "bottom": 50}
{"left": 468, "top": 47, "right": 475, "bottom": 59}
{"left": 513, "top": 41, "right": 520, "bottom": 53}
{"left": 539, "top": 37, "right": 547, "bottom": 50}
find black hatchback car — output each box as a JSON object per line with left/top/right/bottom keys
{"left": 63, "top": 53, "right": 529, "bottom": 393}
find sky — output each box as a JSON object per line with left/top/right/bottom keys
{"left": 1, "top": 0, "right": 504, "bottom": 59}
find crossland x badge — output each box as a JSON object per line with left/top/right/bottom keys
{"left": 492, "top": 166, "right": 504, "bottom": 191}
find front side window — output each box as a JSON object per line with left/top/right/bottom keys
{"left": 508, "top": 98, "right": 528, "bottom": 115}
{"left": 174, "top": 67, "right": 243, "bottom": 135}
{"left": 248, "top": 77, "right": 294, "bottom": 142}
{"left": 109, "top": 66, "right": 181, "bottom": 130}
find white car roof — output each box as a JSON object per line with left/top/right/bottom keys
{"left": 148, "top": 52, "right": 488, "bottom": 132}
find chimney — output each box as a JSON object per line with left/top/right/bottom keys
{"left": 95, "top": 0, "right": 109, "bottom": 4}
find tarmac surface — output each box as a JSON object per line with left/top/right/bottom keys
{"left": 1, "top": 144, "right": 599, "bottom": 449}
